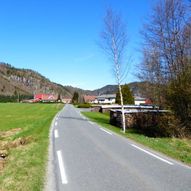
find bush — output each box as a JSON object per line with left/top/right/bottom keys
{"left": 132, "top": 112, "right": 183, "bottom": 137}
{"left": 166, "top": 68, "right": 191, "bottom": 134}
{"left": 77, "top": 103, "right": 92, "bottom": 108}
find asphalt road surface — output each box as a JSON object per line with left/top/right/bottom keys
{"left": 45, "top": 104, "right": 191, "bottom": 191}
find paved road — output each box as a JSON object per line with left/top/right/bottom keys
{"left": 45, "top": 104, "right": 191, "bottom": 191}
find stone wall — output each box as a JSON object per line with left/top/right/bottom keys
{"left": 110, "top": 110, "right": 169, "bottom": 129}
{"left": 110, "top": 110, "right": 136, "bottom": 128}
{"left": 91, "top": 106, "right": 101, "bottom": 112}
{"left": 92, "top": 105, "right": 158, "bottom": 113}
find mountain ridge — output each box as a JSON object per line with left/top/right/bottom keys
{"left": 0, "top": 63, "right": 145, "bottom": 98}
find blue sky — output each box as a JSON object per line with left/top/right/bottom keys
{"left": 0, "top": 0, "right": 155, "bottom": 90}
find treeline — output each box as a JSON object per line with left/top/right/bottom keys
{"left": 0, "top": 95, "right": 33, "bottom": 103}
{"left": 139, "top": 0, "right": 191, "bottom": 137}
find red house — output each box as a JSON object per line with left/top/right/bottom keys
{"left": 34, "top": 94, "right": 58, "bottom": 102}
{"left": 83, "top": 95, "right": 97, "bottom": 103}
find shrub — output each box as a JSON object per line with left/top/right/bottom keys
{"left": 166, "top": 67, "right": 191, "bottom": 135}
{"left": 132, "top": 112, "right": 183, "bottom": 137}
{"left": 77, "top": 103, "right": 92, "bottom": 108}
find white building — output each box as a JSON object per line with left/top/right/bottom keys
{"left": 134, "top": 97, "right": 147, "bottom": 105}
{"left": 95, "top": 94, "right": 116, "bottom": 104}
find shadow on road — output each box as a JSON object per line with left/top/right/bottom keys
{"left": 58, "top": 116, "right": 88, "bottom": 122}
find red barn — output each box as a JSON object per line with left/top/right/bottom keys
{"left": 34, "top": 94, "right": 58, "bottom": 102}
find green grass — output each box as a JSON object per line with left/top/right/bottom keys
{"left": 82, "top": 111, "right": 191, "bottom": 165}
{"left": 0, "top": 103, "right": 63, "bottom": 191}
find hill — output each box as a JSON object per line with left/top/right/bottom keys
{"left": 91, "top": 85, "right": 118, "bottom": 95}
{"left": 89, "top": 82, "right": 147, "bottom": 97}
{"left": 0, "top": 63, "right": 72, "bottom": 97}
{"left": 0, "top": 63, "right": 146, "bottom": 99}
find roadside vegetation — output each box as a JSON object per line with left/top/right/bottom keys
{"left": 0, "top": 103, "right": 63, "bottom": 191}
{"left": 0, "top": 94, "right": 33, "bottom": 103}
{"left": 76, "top": 103, "right": 92, "bottom": 108}
{"left": 82, "top": 111, "right": 191, "bottom": 165}
{"left": 139, "top": 0, "right": 191, "bottom": 137}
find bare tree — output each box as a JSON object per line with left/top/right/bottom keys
{"left": 141, "top": 0, "right": 191, "bottom": 81}
{"left": 100, "top": 8, "right": 128, "bottom": 133}
{"left": 139, "top": 47, "right": 165, "bottom": 106}
{"left": 140, "top": 0, "right": 191, "bottom": 99}
{"left": 140, "top": 0, "right": 191, "bottom": 134}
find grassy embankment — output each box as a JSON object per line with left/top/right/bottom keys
{"left": 0, "top": 103, "right": 63, "bottom": 191}
{"left": 82, "top": 111, "right": 191, "bottom": 165}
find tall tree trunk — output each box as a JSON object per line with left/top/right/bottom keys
{"left": 100, "top": 8, "right": 129, "bottom": 133}
{"left": 118, "top": 84, "right": 126, "bottom": 133}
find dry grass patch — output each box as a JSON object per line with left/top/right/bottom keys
{"left": 0, "top": 130, "right": 33, "bottom": 174}
{"left": 0, "top": 128, "right": 22, "bottom": 138}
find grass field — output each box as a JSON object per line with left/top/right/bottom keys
{"left": 0, "top": 103, "right": 63, "bottom": 191}
{"left": 82, "top": 111, "right": 191, "bottom": 165}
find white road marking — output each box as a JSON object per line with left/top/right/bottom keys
{"left": 89, "top": 121, "right": 94, "bottom": 125}
{"left": 79, "top": 113, "right": 86, "bottom": 119}
{"left": 54, "top": 129, "right": 59, "bottom": 138}
{"left": 100, "top": 128, "right": 113, "bottom": 135}
{"left": 55, "top": 121, "right": 58, "bottom": 126}
{"left": 80, "top": 114, "right": 85, "bottom": 119}
{"left": 131, "top": 144, "right": 174, "bottom": 165}
{"left": 57, "top": 150, "right": 68, "bottom": 184}
{"left": 56, "top": 113, "right": 60, "bottom": 120}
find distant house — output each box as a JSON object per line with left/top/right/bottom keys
{"left": 83, "top": 95, "right": 97, "bottom": 103}
{"left": 83, "top": 94, "right": 116, "bottom": 104}
{"left": 62, "top": 97, "right": 72, "bottom": 104}
{"left": 96, "top": 94, "right": 116, "bottom": 104}
{"left": 134, "top": 97, "right": 152, "bottom": 105}
{"left": 34, "top": 94, "right": 58, "bottom": 102}
{"left": 83, "top": 94, "right": 152, "bottom": 105}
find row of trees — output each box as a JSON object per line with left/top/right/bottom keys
{"left": 139, "top": 0, "right": 191, "bottom": 135}
{"left": 0, "top": 95, "right": 33, "bottom": 102}
{"left": 100, "top": 0, "right": 191, "bottom": 136}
